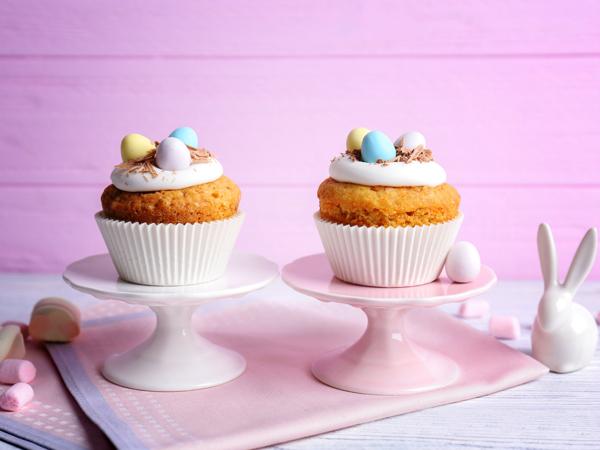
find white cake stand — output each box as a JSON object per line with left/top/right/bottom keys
{"left": 282, "top": 254, "right": 497, "bottom": 395}
{"left": 63, "top": 252, "right": 278, "bottom": 392}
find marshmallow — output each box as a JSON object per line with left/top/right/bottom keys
{"left": 0, "top": 383, "right": 34, "bottom": 412}
{"left": 29, "top": 297, "right": 81, "bottom": 343}
{"left": 489, "top": 315, "right": 521, "bottom": 340}
{"left": 0, "top": 325, "right": 26, "bottom": 361}
{"left": 458, "top": 299, "right": 490, "bottom": 319}
{"left": 0, "top": 359, "right": 36, "bottom": 384}
{"left": 1, "top": 321, "right": 28, "bottom": 340}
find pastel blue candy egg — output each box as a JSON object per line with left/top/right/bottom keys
{"left": 169, "top": 127, "right": 198, "bottom": 148}
{"left": 360, "top": 131, "right": 396, "bottom": 163}
{"left": 155, "top": 137, "right": 191, "bottom": 171}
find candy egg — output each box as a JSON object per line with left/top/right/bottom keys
{"left": 155, "top": 137, "right": 192, "bottom": 171}
{"left": 120, "top": 133, "right": 155, "bottom": 162}
{"left": 360, "top": 131, "right": 396, "bottom": 163}
{"left": 445, "top": 241, "right": 481, "bottom": 283}
{"left": 346, "top": 127, "right": 370, "bottom": 151}
{"left": 395, "top": 131, "right": 426, "bottom": 150}
{"left": 169, "top": 127, "right": 198, "bottom": 149}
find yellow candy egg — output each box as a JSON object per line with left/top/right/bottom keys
{"left": 120, "top": 133, "right": 155, "bottom": 162}
{"left": 346, "top": 127, "right": 370, "bottom": 151}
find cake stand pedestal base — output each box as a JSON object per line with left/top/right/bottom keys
{"left": 312, "top": 307, "right": 459, "bottom": 395}
{"left": 102, "top": 305, "right": 246, "bottom": 391}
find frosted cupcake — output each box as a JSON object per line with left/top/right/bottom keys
{"left": 98, "top": 127, "right": 244, "bottom": 286}
{"left": 316, "top": 128, "right": 462, "bottom": 287}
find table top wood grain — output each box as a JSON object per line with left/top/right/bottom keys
{"left": 0, "top": 274, "right": 598, "bottom": 450}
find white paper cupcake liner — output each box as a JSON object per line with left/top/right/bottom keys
{"left": 314, "top": 212, "right": 463, "bottom": 287}
{"left": 95, "top": 211, "right": 244, "bottom": 286}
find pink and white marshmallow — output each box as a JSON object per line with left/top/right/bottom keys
{"left": 458, "top": 299, "right": 490, "bottom": 319}
{"left": 0, "top": 383, "right": 34, "bottom": 412}
{"left": 29, "top": 297, "right": 81, "bottom": 343}
{"left": 489, "top": 315, "right": 521, "bottom": 340}
{"left": 0, "top": 325, "right": 26, "bottom": 361}
{"left": 0, "top": 359, "right": 36, "bottom": 384}
{"left": 1, "top": 321, "right": 28, "bottom": 340}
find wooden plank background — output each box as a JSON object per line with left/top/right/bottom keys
{"left": 0, "top": 0, "right": 599, "bottom": 278}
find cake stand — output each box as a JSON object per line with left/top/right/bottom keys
{"left": 282, "top": 254, "right": 497, "bottom": 395}
{"left": 63, "top": 252, "right": 278, "bottom": 392}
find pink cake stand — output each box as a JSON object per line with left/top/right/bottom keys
{"left": 63, "top": 252, "right": 278, "bottom": 392}
{"left": 282, "top": 254, "right": 497, "bottom": 395}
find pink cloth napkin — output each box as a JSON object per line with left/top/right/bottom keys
{"left": 0, "top": 339, "right": 111, "bottom": 450}
{"left": 47, "top": 296, "right": 547, "bottom": 450}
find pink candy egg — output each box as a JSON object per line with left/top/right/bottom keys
{"left": 445, "top": 241, "right": 481, "bottom": 283}
{"left": 155, "top": 137, "right": 191, "bottom": 171}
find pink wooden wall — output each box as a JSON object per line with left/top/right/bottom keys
{"left": 1, "top": 1, "right": 599, "bottom": 279}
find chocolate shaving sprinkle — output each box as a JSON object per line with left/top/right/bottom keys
{"left": 345, "top": 148, "right": 362, "bottom": 161}
{"left": 392, "top": 145, "right": 433, "bottom": 163}
{"left": 340, "top": 145, "right": 434, "bottom": 164}
{"left": 189, "top": 147, "right": 213, "bottom": 162}
{"left": 115, "top": 149, "right": 159, "bottom": 177}
{"left": 114, "top": 144, "right": 215, "bottom": 178}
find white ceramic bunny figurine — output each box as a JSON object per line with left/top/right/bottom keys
{"left": 532, "top": 223, "right": 598, "bottom": 373}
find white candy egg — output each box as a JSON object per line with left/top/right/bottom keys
{"left": 155, "top": 137, "right": 191, "bottom": 171}
{"left": 445, "top": 241, "right": 481, "bottom": 283}
{"left": 395, "top": 131, "right": 426, "bottom": 150}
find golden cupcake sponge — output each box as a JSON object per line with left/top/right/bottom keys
{"left": 102, "top": 175, "right": 240, "bottom": 224}
{"left": 317, "top": 178, "right": 460, "bottom": 227}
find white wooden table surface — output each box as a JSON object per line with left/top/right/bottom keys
{"left": 0, "top": 274, "right": 599, "bottom": 450}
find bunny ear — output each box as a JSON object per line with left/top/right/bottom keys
{"left": 563, "top": 227, "right": 598, "bottom": 293}
{"left": 537, "top": 223, "right": 558, "bottom": 289}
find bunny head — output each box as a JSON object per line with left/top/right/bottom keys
{"left": 536, "top": 223, "right": 598, "bottom": 331}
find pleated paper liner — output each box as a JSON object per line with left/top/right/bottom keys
{"left": 95, "top": 211, "right": 244, "bottom": 286}
{"left": 314, "top": 212, "right": 463, "bottom": 287}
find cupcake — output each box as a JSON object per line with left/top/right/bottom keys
{"left": 315, "top": 128, "right": 462, "bottom": 287}
{"left": 97, "top": 127, "right": 244, "bottom": 286}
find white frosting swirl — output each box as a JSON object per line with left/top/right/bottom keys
{"left": 329, "top": 155, "right": 446, "bottom": 187}
{"left": 111, "top": 159, "right": 224, "bottom": 192}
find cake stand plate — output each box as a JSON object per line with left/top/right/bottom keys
{"left": 282, "top": 254, "right": 497, "bottom": 395}
{"left": 64, "top": 252, "right": 278, "bottom": 392}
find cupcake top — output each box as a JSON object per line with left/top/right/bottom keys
{"left": 111, "top": 127, "right": 223, "bottom": 192}
{"left": 329, "top": 129, "right": 447, "bottom": 187}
